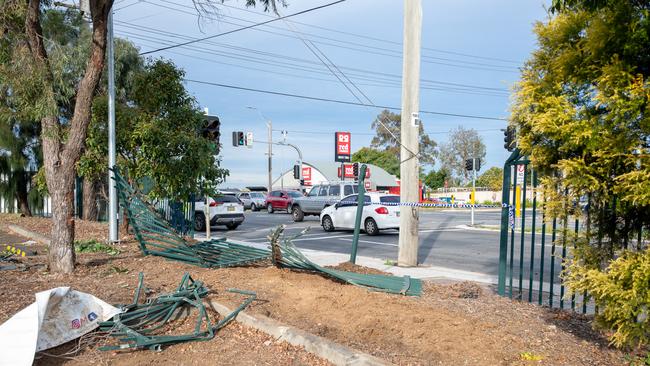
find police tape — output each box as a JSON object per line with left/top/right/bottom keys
{"left": 292, "top": 199, "right": 500, "bottom": 209}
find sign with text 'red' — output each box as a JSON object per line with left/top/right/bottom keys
{"left": 334, "top": 132, "right": 351, "bottom": 162}
{"left": 302, "top": 166, "right": 312, "bottom": 186}
{"left": 338, "top": 164, "right": 370, "bottom": 179}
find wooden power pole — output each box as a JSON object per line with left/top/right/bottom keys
{"left": 398, "top": 0, "right": 422, "bottom": 267}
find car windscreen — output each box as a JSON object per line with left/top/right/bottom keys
{"left": 287, "top": 191, "right": 302, "bottom": 198}
{"left": 379, "top": 196, "right": 400, "bottom": 204}
{"left": 215, "top": 195, "right": 240, "bottom": 203}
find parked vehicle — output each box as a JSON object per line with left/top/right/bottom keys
{"left": 237, "top": 192, "right": 267, "bottom": 211}
{"left": 290, "top": 182, "right": 359, "bottom": 222}
{"left": 319, "top": 193, "right": 400, "bottom": 235}
{"left": 265, "top": 190, "right": 303, "bottom": 214}
{"left": 194, "top": 195, "right": 244, "bottom": 231}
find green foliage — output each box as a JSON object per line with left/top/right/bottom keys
{"left": 565, "top": 250, "right": 650, "bottom": 348}
{"left": 512, "top": 0, "right": 650, "bottom": 348}
{"left": 476, "top": 167, "right": 503, "bottom": 191}
{"left": 423, "top": 169, "right": 449, "bottom": 190}
{"left": 79, "top": 59, "right": 228, "bottom": 200}
{"left": 74, "top": 239, "right": 120, "bottom": 256}
{"left": 352, "top": 147, "right": 400, "bottom": 177}
{"left": 438, "top": 126, "right": 486, "bottom": 183}
{"left": 369, "top": 109, "right": 437, "bottom": 168}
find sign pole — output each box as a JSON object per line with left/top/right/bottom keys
{"left": 350, "top": 164, "right": 367, "bottom": 264}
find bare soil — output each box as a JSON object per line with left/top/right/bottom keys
{"left": 0, "top": 214, "right": 630, "bottom": 365}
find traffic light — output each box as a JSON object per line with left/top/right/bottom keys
{"left": 504, "top": 125, "right": 516, "bottom": 151}
{"left": 237, "top": 132, "right": 244, "bottom": 146}
{"left": 465, "top": 159, "right": 474, "bottom": 171}
{"left": 202, "top": 116, "right": 220, "bottom": 142}
{"left": 293, "top": 164, "right": 300, "bottom": 179}
{"left": 475, "top": 159, "right": 481, "bottom": 171}
{"left": 352, "top": 162, "right": 359, "bottom": 178}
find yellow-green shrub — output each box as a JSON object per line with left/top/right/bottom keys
{"left": 565, "top": 250, "right": 650, "bottom": 348}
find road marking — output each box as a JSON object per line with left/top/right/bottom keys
{"left": 418, "top": 228, "right": 464, "bottom": 233}
{"left": 338, "top": 238, "right": 398, "bottom": 247}
{"left": 292, "top": 234, "right": 355, "bottom": 242}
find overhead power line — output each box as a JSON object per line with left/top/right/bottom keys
{"left": 142, "top": 0, "right": 518, "bottom": 73}
{"left": 114, "top": 22, "right": 510, "bottom": 96}
{"left": 156, "top": 0, "right": 522, "bottom": 66}
{"left": 183, "top": 79, "right": 507, "bottom": 121}
{"left": 139, "top": 0, "right": 346, "bottom": 55}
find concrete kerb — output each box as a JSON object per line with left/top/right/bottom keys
{"left": 6, "top": 224, "right": 51, "bottom": 246}
{"left": 206, "top": 299, "right": 392, "bottom": 366}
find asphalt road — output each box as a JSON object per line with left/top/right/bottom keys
{"left": 197, "top": 208, "right": 562, "bottom": 286}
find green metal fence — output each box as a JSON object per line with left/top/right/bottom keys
{"left": 498, "top": 150, "right": 593, "bottom": 313}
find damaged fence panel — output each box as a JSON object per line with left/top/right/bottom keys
{"left": 112, "top": 169, "right": 421, "bottom": 297}
{"left": 99, "top": 272, "right": 256, "bottom": 351}
{"left": 269, "top": 226, "right": 423, "bottom": 297}
{"left": 111, "top": 169, "right": 270, "bottom": 268}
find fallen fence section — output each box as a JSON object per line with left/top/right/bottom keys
{"left": 112, "top": 168, "right": 270, "bottom": 268}
{"left": 99, "top": 272, "right": 256, "bottom": 351}
{"left": 112, "top": 169, "right": 421, "bottom": 296}
{"left": 269, "top": 226, "right": 423, "bottom": 296}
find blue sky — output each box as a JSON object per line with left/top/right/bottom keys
{"left": 113, "top": 0, "right": 550, "bottom": 188}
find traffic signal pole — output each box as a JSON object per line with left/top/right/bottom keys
{"left": 397, "top": 0, "right": 422, "bottom": 267}
{"left": 471, "top": 158, "right": 476, "bottom": 226}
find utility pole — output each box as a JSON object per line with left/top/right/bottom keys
{"left": 107, "top": 8, "right": 118, "bottom": 243}
{"left": 397, "top": 0, "right": 422, "bottom": 267}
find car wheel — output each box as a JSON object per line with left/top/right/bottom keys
{"left": 364, "top": 218, "right": 379, "bottom": 236}
{"left": 322, "top": 215, "right": 335, "bottom": 232}
{"left": 226, "top": 223, "right": 240, "bottom": 230}
{"left": 251, "top": 203, "right": 258, "bottom": 212}
{"left": 286, "top": 206, "right": 292, "bottom": 214}
{"left": 292, "top": 206, "right": 304, "bottom": 222}
{"left": 267, "top": 205, "right": 274, "bottom": 214}
{"left": 194, "top": 212, "right": 206, "bottom": 232}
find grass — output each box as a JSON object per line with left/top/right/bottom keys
{"left": 74, "top": 239, "right": 120, "bottom": 256}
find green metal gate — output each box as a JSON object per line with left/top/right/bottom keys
{"left": 497, "top": 149, "right": 591, "bottom": 313}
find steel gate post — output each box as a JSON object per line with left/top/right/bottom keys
{"left": 498, "top": 150, "right": 519, "bottom": 295}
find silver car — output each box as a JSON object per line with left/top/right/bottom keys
{"left": 237, "top": 192, "right": 267, "bottom": 211}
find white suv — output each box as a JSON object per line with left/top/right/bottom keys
{"left": 194, "top": 195, "right": 244, "bottom": 231}
{"left": 320, "top": 193, "right": 400, "bottom": 235}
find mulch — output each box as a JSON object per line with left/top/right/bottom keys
{"left": 0, "top": 214, "right": 634, "bottom": 365}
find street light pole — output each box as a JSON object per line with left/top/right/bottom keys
{"left": 107, "top": 8, "right": 118, "bottom": 243}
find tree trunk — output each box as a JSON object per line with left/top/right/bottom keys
{"left": 15, "top": 172, "right": 32, "bottom": 217}
{"left": 82, "top": 178, "right": 98, "bottom": 221}
{"left": 47, "top": 165, "right": 76, "bottom": 273}
{"left": 24, "top": 0, "right": 112, "bottom": 273}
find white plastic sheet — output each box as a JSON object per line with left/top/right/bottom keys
{"left": 0, "top": 287, "right": 121, "bottom": 366}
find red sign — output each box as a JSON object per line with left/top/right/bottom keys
{"left": 334, "top": 132, "right": 351, "bottom": 162}
{"left": 302, "top": 166, "right": 312, "bottom": 186}
{"left": 364, "top": 181, "right": 371, "bottom": 190}
{"left": 337, "top": 164, "right": 370, "bottom": 179}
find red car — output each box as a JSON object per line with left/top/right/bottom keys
{"left": 266, "top": 190, "right": 303, "bottom": 214}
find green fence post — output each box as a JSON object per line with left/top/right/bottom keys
{"left": 538, "top": 198, "right": 546, "bottom": 305}
{"left": 350, "top": 164, "right": 367, "bottom": 264}
{"left": 549, "top": 218, "right": 557, "bottom": 308}
{"left": 498, "top": 161, "right": 513, "bottom": 296}
{"left": 518, "top": 164, "right": 528, "bottom": 300}
{"left": 528, "top": 170, "right": 537, "bottom": 303}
